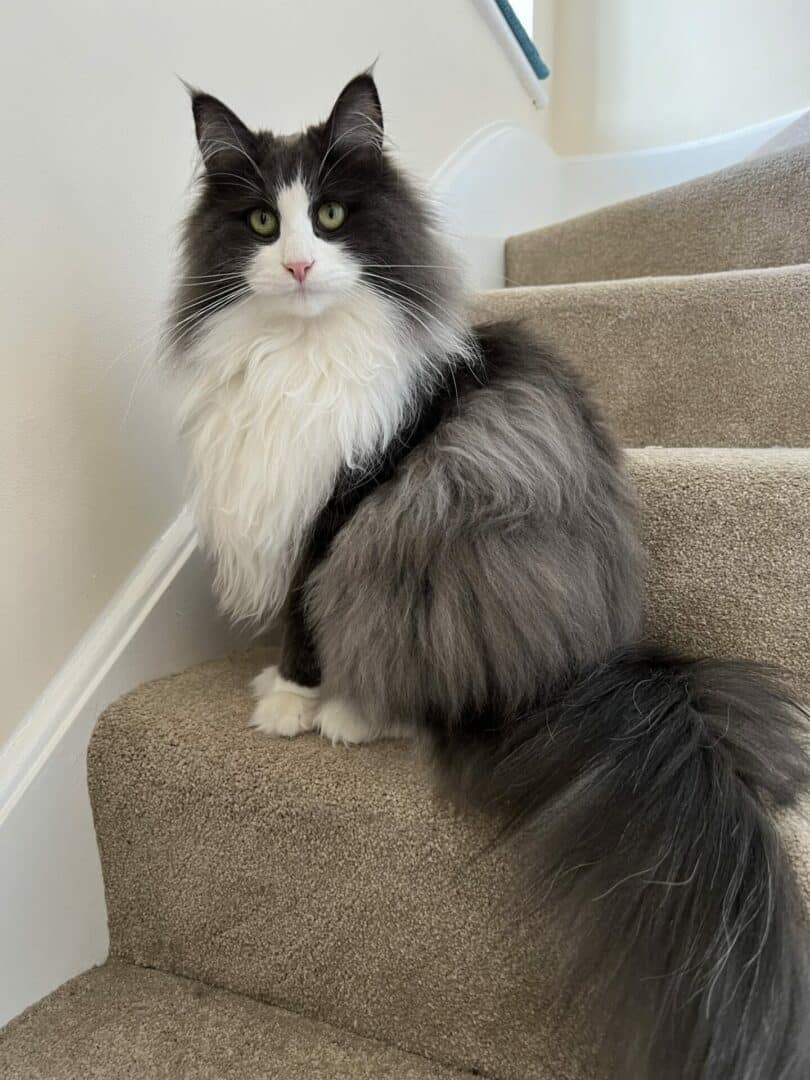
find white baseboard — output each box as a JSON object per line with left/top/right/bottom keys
{"left": 0, "top": 508, "right": 246, "bottom": 1027}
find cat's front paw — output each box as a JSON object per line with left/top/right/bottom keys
{"left": 250, "top": 666, "right": 319, "bottom": 738}
{"left": 316, "top": 698, "right": 377, "bottom": 746}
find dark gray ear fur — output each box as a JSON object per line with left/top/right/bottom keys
{"left": 325, "top": 72, "right": 384, "bottom": 159}
{"left": 189, "top": 89, "right": 256, "bottom": 172}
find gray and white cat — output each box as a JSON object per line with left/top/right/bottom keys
{"left": 168, "top": 73, "right": 809, "bottom": 1079}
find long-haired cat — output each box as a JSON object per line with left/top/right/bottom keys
{"left": 168, "top": 73, "right": 810, "bottom": 1079}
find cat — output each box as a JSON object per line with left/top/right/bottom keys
{"left": 167, "top": 72, "right": 810, "bottom": 1079}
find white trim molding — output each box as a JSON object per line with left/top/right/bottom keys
{"left": 430, "top": 108, "right": 805, "bottom": 288}
{"left": 0, "top": 509, "right": 194, "bottom": 825}
{"left": 0, "top": 507, "right": 246, "bottom": 1026}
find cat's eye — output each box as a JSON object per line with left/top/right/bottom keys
{"left": 248, "top": 208, "right": 278, "bottom": 237}
{"left": 317, "top": 202, "right": 347, "bottom": 231}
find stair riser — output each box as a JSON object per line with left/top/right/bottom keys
{"left": 89, "top": 450, "right": 810, "bottom": 1080}
{"left": 633, "top": 449, "right": 809, "bottom": 690}
{"left": 505, "top": 143, "right": 810, "bottom": 286}
{"left": 472, "top": 266, "right": 810, "bottom": 449}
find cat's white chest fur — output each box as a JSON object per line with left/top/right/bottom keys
{"left": 176, "top": 292, "right": 418, "bottom": 623}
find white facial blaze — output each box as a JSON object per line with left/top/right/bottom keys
{"left": 277, "top": 181, "right": 315, "bottom": 268}
{"left": 244, "top": 178, "right": 358, "bottom": 318}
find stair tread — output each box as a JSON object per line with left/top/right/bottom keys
{"left": 473, "top": 264, "right": 810, "bottom": 448}
{"left": 93, "top": 647, "right": 438, "bottom": 816}
{"left": 0, "top": 961, "right": 473, "bottom": 1079}
{"left": 506, "top": 140, "right": 810, "bottom": 286}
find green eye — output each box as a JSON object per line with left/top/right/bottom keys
{"left": 248, "top": 208, "right": 278, "bottom": 237}
{"left": 317, "top": 201, "right": 347, "bottom": 231}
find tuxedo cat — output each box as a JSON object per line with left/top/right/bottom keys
{"left": 168, "top": 73, "right": 809, "bottom": 1080}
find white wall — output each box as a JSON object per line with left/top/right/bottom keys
{"left": 544, "top": 0, "right": 810, "bottom": 154}
{"left": 0, "top": 0, "right": 543, "bottom": 751}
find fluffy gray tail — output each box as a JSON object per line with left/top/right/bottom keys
{"left": 446, "top": 647, "right": 810, "bottom": 1078}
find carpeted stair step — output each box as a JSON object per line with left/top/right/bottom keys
{"left": 471, "top": 265, "right": 810, "bottom": 448}
{"left": 0, "top": 961, "right": 474, "bottom": 1079}
{"left": 88, "top": 651, "right": 586, "bottom": 1080}
{"left": 505, "top": 138, "right": 810, "bottom": 287}
{"left": 629, "top": 448, "right": 809, "bottom": 683}
{"left": 87, "top": 447, "right": 810, "bottom": 1080}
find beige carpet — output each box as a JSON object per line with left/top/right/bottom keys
{"left": 506, "top": 140, "right": 810, "bottom": 286}
{"left": 471, "top": 265, "right": 810, "bottom": 448}
{"left": 631, "top": 448, "right": 810, "bottom": 691}
{"left": 0, "top": 961, "right": 474, "bottom": 1079}
{"left": 85, "top": 438, "right": 810, "bottom": 1079}
{"left": 87, "top": 651, "right": 595, "bottom": 1080}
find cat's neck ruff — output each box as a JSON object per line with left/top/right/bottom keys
{"left": 176, "top": 289, "right": 464, "bottom": 625}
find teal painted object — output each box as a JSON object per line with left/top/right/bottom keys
{"left": 493, "top": 0, "right": 550, "bottom": 79}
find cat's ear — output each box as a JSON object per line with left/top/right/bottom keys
{"left": 325, "top": 73, "right": 384, "bottom": 162}
{"left": 189, "top": 89, "right": 256, "bottom": 172}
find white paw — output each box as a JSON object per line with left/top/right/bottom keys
{"left": 250, "top": 666, "right": 319, "bottom": 738}
{"left": 316, "top": 698, "right": 377, "bottom": 747}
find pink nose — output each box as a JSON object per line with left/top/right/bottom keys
{"left": 284, "top": 259, "right": 313, "bottom": 283}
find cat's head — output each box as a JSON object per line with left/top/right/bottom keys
{"left": 171, "top": 72, "right": 463, "bottom": 352}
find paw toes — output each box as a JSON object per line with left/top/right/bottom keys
{"left": 317, "top": 699, "right": 376, "bottom": 746}
{"left": 250, "top": 691, "right": 317, "bottom": 738}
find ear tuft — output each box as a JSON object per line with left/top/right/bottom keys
{"left": 325, "top": 73, "right": 384, "bottom": 161}
{"left": 188, "top": 90, "right": 256, "bottom": 173}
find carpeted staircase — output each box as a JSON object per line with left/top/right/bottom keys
{"left": 2, "top": 126, "right": 809, "bottom": 1079}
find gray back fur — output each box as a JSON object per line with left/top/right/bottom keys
{"left": 307, "top": 322, "right": 645, "bottom": 727}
